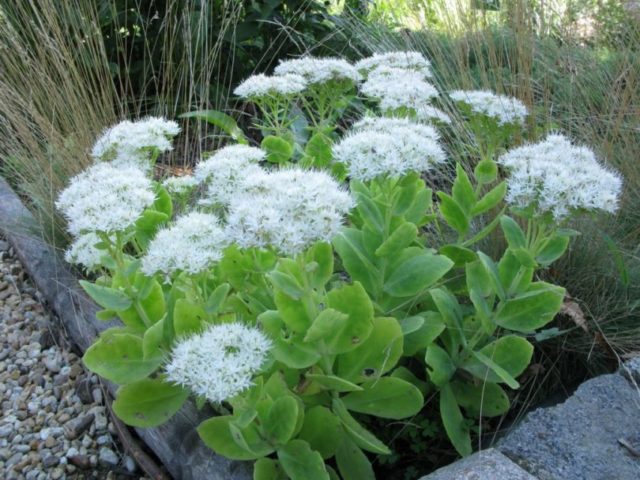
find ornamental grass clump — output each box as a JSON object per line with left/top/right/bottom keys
{"left": 59, "top": 51, "right": 623, "bottom": 480}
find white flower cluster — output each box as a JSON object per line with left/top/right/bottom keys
{"left": 274, "top": 56, "right": 361, "bottom": 84}
{"left": 64, "top": 232, "right": 105, "bottom": 270}
{"left": 498, "top": 134, "right": 623, "bottom": 218}
{"left": 449, "top": 90, "right": 528, "bottom": 125}
{"left": 165, "top": 323, "right": 271, "bottom": 403}
{"left": 91, "top": 117, "right": 180, "bottom": 169}
{"left": 194, "top": 145, "right": 266, "bottom": 206}
{"left": 226, "top": 168, "right": 354, "bottom": 256}
{"left": 234, "top": 73, "right": 307, "bottom": 99}
{"left": 333, "top": 116, "right": 446, "bottom": 181}
{"left": 141, "top": 212, "right": 227, "bottom": 276}
{"left": 57, "top": 162, "right": 156, "bottom": 236}
{"left": 355, "top": 51, "right": 433, "bottom": 78}
{"left": 162, "top": 175, "right": 198, "bottom": 195}
{"left": 360, "top": 66, "right": 438, "bottom": 112}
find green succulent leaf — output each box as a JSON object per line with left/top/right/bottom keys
{"left": 80, "top": 280, "right": 132, "bottom": 311}
{"left": 494, "top": 282, "right": 565, "bottom": 332}
{"left": 113, "top": 378, "right": 188, "bottom": 427}
{"left": 277, "top": 440, "right": 329, "bottom": 480}
{"left": 335, "top": 435, "right": 375, "bottom": 480}
{"left": 342, "top": 377, "right": 424, "bottom": 419}
{"left": 83, "top": 333, "right": 162, "bottom": 384}
{"left": 297, "top": 406, "right": 343, "bottom": 459}
{"left": 440, "top": 383, "right": 472, "bottom": 456}
{"left": 451, "top": 380, "right": 510, "bottom": 418}
{"left": 462, "top": 335, "right": 534, "bottom": 385}
{"left": 383, "top": 254, "right": 454, "bottom": 298}
{"left": 262, "top": 135, "right": 294, "bottom": 163}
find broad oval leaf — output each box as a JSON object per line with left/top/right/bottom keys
{"left": 494, "top": 282, "right": 565, "bottom": 332}
{"left": 198, "top": 416, "right": 270, "bottom": 460}
{"left": 461, "top": 335, "right": 534, "bottom": 385}
{"left": 83, "top": 333, "right": 162, "bottom": 384}
{"left": 80, "top": 280, "right": 132, "bottom": 311}
{"left": 277, "top": 439, "right": 329, "bottom": 480}
{"left": 342, "top": 377, "right": 424, "bottom": 419}
{"left": 298, "top": 406, "right": 343, "bottom": 459}
{"left": 113, "top": 378, "right": 188, "bottom": 427}
{"left": 264, "top": 396, "right": 299, "bottom": 445}
{"left": 383, "top": 254, "right": 454, "bottom": 298}
{"left": 440, "top": 383, "right": 472, "bottom": 456}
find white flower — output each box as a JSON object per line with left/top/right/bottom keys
{"left": 274, "top": 56, "right": 361, "bottom": 84}
{"left": 449, "top": 90, "right": 528, "bottom": 125}
{"left": 234, "top": 73, "right": 307, "bottom": 98}
{"left": 334, "top": 116, "right": 446, "bottom": 181}
{"left": 141, "top": 212, "right": 227, "bottom": 276}
{"left": 56, "top": 163, "right": 156, "bottom": 235}
{"left": 165, "top": 323, "right": 271, "bottom": 403}
{"left": 92, "top": 117, "right": 180, "bottom": 169}
{"left": 355, "top": 51, "right": 433, "bottom": 78}
{"left": 360, "top": 66, "right": 438, "bottom": 111}
{"left": 64, "top": 232, "right": 106, "bottom": 270}
{"left": 194, "top": 145, "right": 266, "bottom": 206}
{"left": 162, "top": 175, "right": 198, "bottom": 195}
{"left": 226, "top": 168, "right": 354, "bottom": 255}
{"left": 498, "top": 134, "right": 623, "bottom": 218}
{"left": 415, "top": 105, "right": 452, "bottom": 124}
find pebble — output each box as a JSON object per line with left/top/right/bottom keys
{"left": 0, "top": 236, "right": 148, "bottom": 479}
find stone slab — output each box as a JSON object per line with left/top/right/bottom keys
{"left": 420, "top": 448, "right": 537, "bottom": 479}
{"left": 498, "top": 372, "right": 640, "bottom": 480}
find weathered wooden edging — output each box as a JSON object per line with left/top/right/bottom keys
{"left": 0, "top": 177, "right": 252, "bottom": 480}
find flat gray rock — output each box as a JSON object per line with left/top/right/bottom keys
{"left": 420, "top": 448, "right": 536, "bottom": 479}
{"left": 499, "top": 373, "right": 640, "bottom": 480}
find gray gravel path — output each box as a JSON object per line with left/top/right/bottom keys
{"left": 0, "top": 238, "right": 150, "bottom": 479}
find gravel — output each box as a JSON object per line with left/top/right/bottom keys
{"left": 0, "top": 238, "right": 150, "bottom": 479}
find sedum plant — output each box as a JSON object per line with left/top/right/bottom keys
{"left": 57, "top": 53, "right": 623, "bottom": 479}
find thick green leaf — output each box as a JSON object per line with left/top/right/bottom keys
{"left": 153, "top": 184, "right": 174, "bottom": 218}
{"left": 425, "top": 344, "right": 456, "bottom": 387}
{"left": 324, "top": 282, "right": 374, "bottom": 354}
{"left": 471, "top": 181, "right": 506, "bottom": 216}
{"left": 391, "top": 367, "right": 430, "bottom": 396}
{"left": 440, "top": 245, "right": 477, "bottom": 267}
{"left": 478, "top": 252, "right": 507, "bottom": 300}
{"left": 269, "top": 271, "right": 304, "bottom": 299}
{"left": 494, "top": 282, "right": 565, "bottom": 332}
{"left": 337, "top": 317, "right": 403, "bottom": 384}
{"left": 451, "top": 380, "right": 510, "bottom": 418}
{"left": 142, "top": 319, "right": 165, "bottom": 359}
{"left": 305, "top": 133, "right": 333, "bottom": 167}
{"left": 471, "top": 351, "right": 520, "bottom": 388}
{"left": 83, "top": 333, "right": 162, "bottom": 384}
{"left": 304, "top": 242, "right": 334, "bottom": 289}
{"left": 198, "top": 416, "right": 272, "bottom": 460}
{"left": 462, "top": 335, "right": 534, "bottom": 384}
{"left": 437, "top": 192, "right": 469, "bottom": 235}
{"left": 179, "top": 110, "right": 248, "bottom": 144}
{"left": 173, "top": 299, "right": 207, "bottom": 336}
{"left": 304, "top": 309, "right": 349, "bottom": 343}
{"left": 305, "top": 374, "right": 363, "bottom": 392}
{"left": 332, "top": 398, "right": 391, "bottom": 454}
{"left": 383, "top": 254, "right": 454, "bottom": 297}
{"left": 259, "top": 311, "right": 321, "bottom": 368}
{"left": 298, "top": 406, "right": 342, "bottom": 459}
{"left": 264, "top": 396, "right": 299, "bottom": 445}
{"left": 440, "top": 383, "right": 472, "bottom": 456}
{"left": 254, "top": 458, "right": 287, "bottom": 480}
{"left": 205, "top": 283, "right": 231, "bottom": 314}
{"left": 403, "top": 312, "right": 445, "bottom": 356}
{"left": 274, "top": 290, "right": 312, "bottom": 333}
{"left": 113, "top": 378, "right": 188, "bottom": 427}
{"left": 500, "top": 216, "right": 526, "bottom": 249}
{"left": 333, "top": 229, "right": 380, "bottom": 295}
{"left": 277, "top": 440, "right": 329, "bottom": 480}
{"left": 342, "top": 377, "right": 423, "bottom": 419}
{"left": 452, "top": 164, "right": 476, "bottom": 213}
{"left": 335, "top": 435, "right": 375, "bottom": 480}
{"left": 80, "top": 280, "right": 132, "bottom": 311}
{"left": 536, "top": 235, "right": 570, "bottom": 266}
{"left": 375, "top": 222, "right": 418, "bottom": 258}
{"left": 474, "top": 158, "right": 498, "bottom": 184}
{"left": 262, "top": 135, "right": 293, "bottom": 163}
